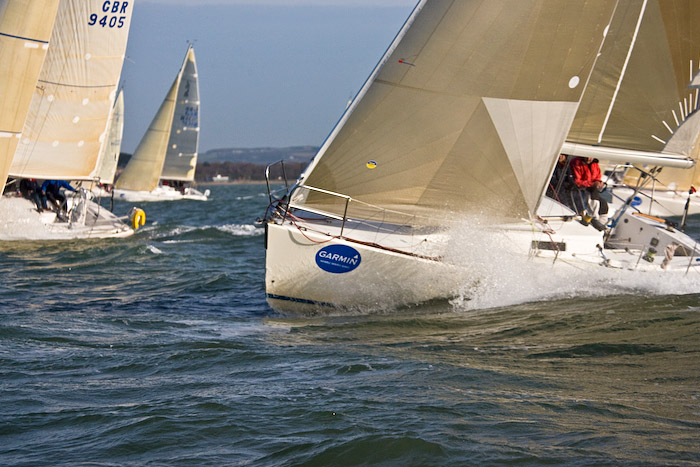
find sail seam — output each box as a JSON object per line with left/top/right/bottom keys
{"left": 37, "top": 80, "right": 117, "bottom": 89}
{"left": 0, "top": 32, "right": 49, "bottom": 43}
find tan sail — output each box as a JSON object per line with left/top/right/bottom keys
{"left": 160, "top": 46, "right": 200, "bottom": 183}
{"left": 95, "top": 89, "right": 125, "bottom": 185}
{"left": 567, "top": 1, "right": 700, "bottom": 189}
{"left": 9, "top": 0, "right": 133, "bottom": 181}
{"left": 116, "top": 47, "right": 196, "bottom": 191}
{"left": 0, "top": 0, "right": 59, "bottom": 188}
{"left": 296, "top": 0, "right": 616, "bottom": 225}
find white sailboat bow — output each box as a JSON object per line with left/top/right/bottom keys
{"left": 264, "top": 0, "right": 700, "bottom": 313}
{"left": 114, "top": 45, "right": 209, "bottom": 202}
{"left": 0, "top": 0, "right": 140, "bottom": 241}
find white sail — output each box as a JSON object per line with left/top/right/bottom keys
{"left": 95, "top": 89, "right": 124, "bottom": 185}
{"left": 160, "top": 45, "right": 200, "bottom": 182}
{"left": 0, "top": 0, "right": 59, "bottom": 188}
{"left": 295, "top": 0, "right": 617, "bottom": 225}
{"left": 116, "top": 45, "right": 196, "bottom": 191}
{"left": 9, "top": 0, "right": 134, "bottom": 181}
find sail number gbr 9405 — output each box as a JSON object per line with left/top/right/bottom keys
{"left": 89, "top": 1, "right": 130, "bottom": 28}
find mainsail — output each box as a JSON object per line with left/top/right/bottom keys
{"left": 294, "top": 0, "right": 617, "bottom": 225}
{"left": 8, "top": 0, "right": 134, "bottom": 181}
{"left": 116, "top": 45, "right": 198, "bottom": 191}
{"left": 95, "top": 88, "right": 125, "bottom": 185}
{"left": 0, "top": 0, "right": 59, "bottom": 188}
{"left": 160, "top": 46, "right": 200, "bottom": 183}
{"left": 567, "top": 0, "right": 700, "bottom": 181}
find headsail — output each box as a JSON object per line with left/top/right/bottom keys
{"left": 295, "top": 0, "right": 616, "bottom": 225}
{"left": 8, "top": 0, "right": 134, "bottom": 181}
{"left": 95, "top": 89, "right": 125, "bottom": 185}
{"left": 160, "top": 45, "right": 200, "bottom": 183}
{"left": 0, "top": 0, "right": 59, "bottom": 188}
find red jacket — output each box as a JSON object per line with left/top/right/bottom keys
{"left": 570, "top": 157, "right": 601, "bottom": 188}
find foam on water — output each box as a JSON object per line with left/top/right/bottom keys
{"left": 217, "top": 224, "right": 263, "bottom": 236}
{"left": 442, "top": 219, "right": 700, "bottom": 311}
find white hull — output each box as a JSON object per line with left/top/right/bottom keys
{"left": 0, "top": 195, "right": 134, "bottom": 241}
{"left": 265, "top": 208, "right": 700, "bottom": 313}
{"left": 113, "top": 185, "right": 210, "bottom": 202}
{"left": 610, "top": 186, "right": 700, "bottom": 218}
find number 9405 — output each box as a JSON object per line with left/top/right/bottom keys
{"left": 88, "top": 14, "right": 126, "bottom": 28}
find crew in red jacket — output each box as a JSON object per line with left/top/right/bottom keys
{"left": 569, "top": 157, "right": 608, "bottom": 231}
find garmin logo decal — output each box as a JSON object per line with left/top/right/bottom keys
{"left": 315, "top": 245, "right": 361, "bottom": 274}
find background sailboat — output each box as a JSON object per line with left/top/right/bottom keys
{"left": 0, "top": 0, "right": 139, "bottom": 240}
{"left": 114, "top": 44, "right": 209, "bottom": 202}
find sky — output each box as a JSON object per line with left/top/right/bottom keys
{"left": 121, "top": 0, "right": 417, "bottom": 154}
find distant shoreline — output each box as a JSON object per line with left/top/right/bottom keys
{"left": 196, "top": 180, "right": 278, "bottom": 186}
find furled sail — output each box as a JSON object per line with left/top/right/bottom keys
{"left": 9, "top": 0, "right": 133, "bottom": 181}
{"left": 160, "top": 45, "right": 200, "bottom": 182}
{"left": 0, "top": 0, "right": 59, "bottom": 188}
{"left": 568, "top": 0, "right": 700, "bottom": 176}
{"left": 95, "top": 88, "right": 124, "bottom": 185}
{"left": 294, "top": 0, "right": 617, "bottom": 225}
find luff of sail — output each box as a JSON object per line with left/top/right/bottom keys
{"left": 295, "top": 0, "right": 617, "bottom": 225}
{"left": 0, "top": 0, "right": 59, "bottom": 188}
{"left": 160, "top": 46, "right": 199, "bottom": 183}
{"left": 95, "top": 89, "right": 124, "bottom": 185}
{"left": 8, "top": 0, "right": 134, "bottom": 181}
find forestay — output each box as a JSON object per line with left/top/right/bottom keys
{"left": 160, "top": 46, "right": 200, "bottom": 183}
{"left": 9, "top": 0, "right": 133, "bottom": 181}
{"left": 0, "top": 0, "right": 59, "bottom": 188}
{"left": 294, "top": 0, "right": 617, "bottom": 225}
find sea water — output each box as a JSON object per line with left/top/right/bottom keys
{"left": 1, "top": 184, "right": 699, "bottom": 465}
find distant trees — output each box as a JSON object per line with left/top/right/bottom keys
{"left": 194, "top": 161, "right": 307, "bottom": 182}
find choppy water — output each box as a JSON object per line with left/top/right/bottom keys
{"left": 1, "top": 184, "right": 699, "bottom": 465}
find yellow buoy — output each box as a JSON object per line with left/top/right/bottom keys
{"left": 131, "top": 208, "right": 146, "bottom": 230}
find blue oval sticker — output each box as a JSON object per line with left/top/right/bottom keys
{"left": 315, "top": 245, "right": 361, "bottom": 274}
{"left": 631, "top": 196, "right": 642, "bottom": 207}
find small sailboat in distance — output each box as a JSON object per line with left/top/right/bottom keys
{"left": 114, "top": 44, "right": 209, "bottom": 202}
{"left": 262, "top": 0, "right": 700, "bottom": 313}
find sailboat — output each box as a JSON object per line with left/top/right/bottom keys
{"left": 262, "top": 0, "right": 700, "bottom": 313}
{"left": 0, "top": 0, "right": 141, "bottom": 241}
{"left": 113, "top": 45, "right": 209, "bottom": 202}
